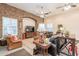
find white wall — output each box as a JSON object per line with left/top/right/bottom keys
{"left": 23, "top": 18, "right": 35, "bottom": 33}
{"left": 45, "top": 8, "right": 79, "bottom": 40}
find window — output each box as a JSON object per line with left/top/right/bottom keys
{"left": 46, "top": 24, "right": 53, "bottom": 32}
{"left": 2, "top": 17, "right": 18, "bottom": 36}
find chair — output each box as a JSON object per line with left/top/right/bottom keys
{"left": 33, "top": 36, "right": 41, "bottom": 55}
{"left": 6, "top": 35, "right": 22, "bottom": 50}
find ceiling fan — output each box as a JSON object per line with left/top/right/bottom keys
{"left": 56, "top": 3, "right": 77, "bottom": 10}
{"left": 35, "top": 6, "right": 52, "bottom": 18}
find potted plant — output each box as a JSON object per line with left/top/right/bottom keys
{"left": 65, "top": 31, "right": 69, "bottom": 37}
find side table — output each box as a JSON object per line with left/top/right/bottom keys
{"left": 0, "top": 39, "right": 7, "bottom": 46}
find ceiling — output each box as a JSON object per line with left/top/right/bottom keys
{"left": 7, "top": 3, "right": 79, "bottom": 18}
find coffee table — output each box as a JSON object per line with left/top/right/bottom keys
{"left": 0, "top": 39, "right": 7, "bottom": 46}
{"left": 33, "top": 40, "right": 51, "bottom": 56}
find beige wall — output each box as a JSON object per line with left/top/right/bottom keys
{"left": 0, "top": 3, "right": 42, "bottom": 38}
{"left": 45, "top": 7, "right": 79, "bottom": 40}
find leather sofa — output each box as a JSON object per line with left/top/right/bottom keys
{"left": 48, "top": 37, "right": 57, "bottom": 56}
{"left": 48, "top": 36, "right": 66, "bottom": 56}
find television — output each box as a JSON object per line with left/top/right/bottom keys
{"left": 25, "top": 26, "right": 34, "bottom": 32}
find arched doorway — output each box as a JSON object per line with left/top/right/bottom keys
{"left": 22, "top": 18, "right": 37, "bottom": 39}
{"left": 23, "top": 18, "right": 36, "bottom": 33}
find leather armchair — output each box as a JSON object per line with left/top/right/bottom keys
{"left": 6, "top": 35, "right": 22, "bottom": 50}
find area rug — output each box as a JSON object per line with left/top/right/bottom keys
{"left": 6, "top": 49, "right": 31, "bottom": 56}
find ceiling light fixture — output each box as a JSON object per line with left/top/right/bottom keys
{"left": 38, "top": 6, "right": 51, "bottom": 19}
{"left": 64, "top": 4, "right": 71, "bottom": 10}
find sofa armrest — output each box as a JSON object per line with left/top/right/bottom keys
{"left": 12, "top": 40, "right": 22, "bottom": 43}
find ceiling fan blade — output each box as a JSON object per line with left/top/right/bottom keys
{"left": 56, "top": 5, "right": 65, "bottom": 9}
{"left": 71, "top": 4, "right": 77, "bottom": 7}
{"left": 44, "top": 11, "right": 51, "bottom": 15}
{"left": 67, "top": 3, "right": 77, "bottom": 7}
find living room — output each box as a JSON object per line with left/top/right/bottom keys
{"left": 0, "top": 3, "right": 79, "bottom": 56}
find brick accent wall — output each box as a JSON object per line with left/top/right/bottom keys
{"left": 0, "top": 3, "right": 42, "bottom": 38}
